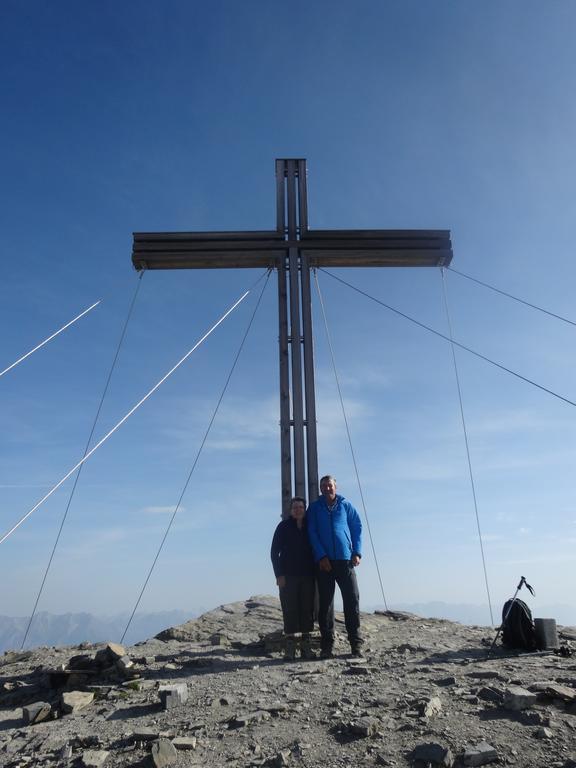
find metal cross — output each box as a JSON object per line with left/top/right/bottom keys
{"left": 132, "top": 159, "right": 452, "bottom": 515}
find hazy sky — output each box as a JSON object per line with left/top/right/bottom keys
{"left": 2, "top": 1, "right": 576, "bottom": 629}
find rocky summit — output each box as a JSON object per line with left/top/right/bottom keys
{"left": 1, "top": 596, "right": 575, "bottom": 768}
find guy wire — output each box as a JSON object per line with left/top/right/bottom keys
{"left": 446, "top": 266, "right": 576, "bottom": 328}
{"left": 0, "top": 301, "right": 101, "bottom": 378}
{"left": 441, "top": 268, "right": 494, "bottom": 626}
{"left": 319, "top": 269, "right": 576, "bottom": 409}
{"left": 120, "top": 269, "right": 272, "bottom": 643}
{"left": 0, "top": 281, "right": 256, "bottom": 546}
{"left": 313, "top": 270, "right": 389, "bottom": 611}
{"left": 21, "top": 272, "right": 145, "bottom": 649}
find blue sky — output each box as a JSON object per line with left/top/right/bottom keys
{"left": 2, "top": 1, "right": 576, "bottom": 629}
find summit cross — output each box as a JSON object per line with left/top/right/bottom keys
{"left": 132, "top": 159, "right": 452, "bottom": 514}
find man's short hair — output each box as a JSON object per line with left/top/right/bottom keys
{"left": 320, "top": 475, "right": 336, "bottom": 486}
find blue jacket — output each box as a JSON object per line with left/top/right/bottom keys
{"left": 307, "top": 494, "right": 362, "bottom": 562}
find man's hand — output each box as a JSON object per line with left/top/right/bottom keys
{"left": 351, "top": 555, "right": 361, "bottom": 567}
{"left": 276, "top": 575, "right": 286, "bottom": 589}
{"left": 319, "top": 557, "right": 332, "bottom": 572}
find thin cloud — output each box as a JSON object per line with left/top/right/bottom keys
{"left": 140, "top": 505, "right": 186, "bottom": 516}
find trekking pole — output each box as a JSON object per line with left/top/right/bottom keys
{"left": 486, "top": 576, "right": 534, "bottom": 658}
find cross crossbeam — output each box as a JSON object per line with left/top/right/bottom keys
{"left": 131, "top": 159, "right": 453, "bottom": 513}
{"left": 132, "top": 230, "right": 451, "bottom": 270}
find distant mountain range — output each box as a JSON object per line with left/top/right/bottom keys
{"left": 0, "top": 610, "right": 193, "bottom": 653}
{"left": 2, "top": 600, "right": 574, "bottom": 654}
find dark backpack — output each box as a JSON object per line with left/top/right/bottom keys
{"left": 501, "top": 598, "right": 537, "bottom": 651}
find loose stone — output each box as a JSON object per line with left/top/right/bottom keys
{"left": 172, "top": 736, "right": 197, "bottom": 750}
{"left": 463, "top": 741, "right": 498, "bottom": 766}
{"left": 22, "top": 701, "right": 51, "bottom": 725}
{"left": 158, "top": 682, "right": 188, "bottom": 709}
{"left": 81, "top": 749, "right": 110, "bottom": 768}
{"left": 502, "top": 686, "right": 537, "bottom": 711}
{"left": 151, "top": 738, "right": 178, "bottom": 767}
{"left": 61, "top": 690, "right": 94, "bottom": 714}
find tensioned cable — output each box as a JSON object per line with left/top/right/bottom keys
{"left": 320, "top": 269, "right": 576, "bottom": 409}
{"left": 446, "top": 266, "right": 576, "bottom": 328}
{"left": 120, "top": 270, "right": 272, "bottom": 643}
{"left": 0, "top": 276, "right": 264, "bottom": 546}
{"left": 313, "top": 270, "right": 389, "bottom": 611}
{"left": 20, "top": 273, "right": 145, "bottom": 649}
{"left": 0, "top": 301, "right": 101, "bottom": 378}
{"left": 440, "top": 269, "right": 494, "bottom": 627}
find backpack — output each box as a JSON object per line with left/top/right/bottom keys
{"left": 501, "top": 598, "right": 537, "bottom": 651}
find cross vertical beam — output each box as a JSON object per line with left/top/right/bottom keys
{"left": 276, "top": 160, "right": 319, "bottom": 513}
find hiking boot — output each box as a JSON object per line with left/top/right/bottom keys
{"left": 300, "top": 634, "right": 316, "bottom": 660}
{"left": 320, "top": 646, "right": 333, "bottom": 660}
{"left": 350, "top": 638, "right": 364, "bottom": 658}
{"left": 284, "top": 636, "right": 296, "bottom": 661}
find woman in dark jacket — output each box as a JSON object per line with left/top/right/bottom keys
{"left": 270, "top": 496, "right": 316, "bottom": 660}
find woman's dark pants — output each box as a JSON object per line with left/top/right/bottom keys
{"left": 279, "top": 576, "right": 315, "bottom": 634}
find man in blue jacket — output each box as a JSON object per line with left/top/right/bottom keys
{"left": 307, "top": 474, "right": 363, "bottom": 658}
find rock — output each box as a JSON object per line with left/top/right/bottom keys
{"left": 103, "top": 642, "right": 126, "bottom": 661}
{"left": 463, "top": 741, "right": 498, "bottom": 766}
{"left": 132, "top": 727, "right": 158, "bottom": 742}
{"left": 151, "top": 738, "right": 178, "bottom": 767}
{"left": 0, "top": 651, "right": 33, "bottom": 666}
{"left": 61, "top": 690, "right": 94, "bottom": 714}
{"left": 419, "top": 696, "right": 442, "bottom": 718}
{"left": 543, "top": 683, "right": 576, "bottom": 702}
{"left": 411, "top": 742, "right": 454, "bottom": 766}
{"left": 534, "top": 726, "right": 553, "bottom": 739}
{"left": 42, "top": 735, "right": 70, "bottom": 753}
{"left": 522, "top": 711, "right": 551, "bottom": 726}
{"left": 94, "top": 643, "right": 126, "bottom": 667}
{"left": 22, "top": 701, "right": 51, "bottom": 725}
{"left": 273, "top": 749, "right": 291, "bottom": 766}
{"left": 68, "top": 654, "right": 95, "bottom": 670}
{"left": 158, "top": 683, "right": 188, "bottom": 709}
{"left": 116, "top": 655, "right": 134, "bottom": 672}
{"left": 347, "top": 716, "right": 380, "bottom": 737}
{"left": 346, "top": 665, "right": 372, "bottom": 675}
{"left": 477, "top": 686, "right": 502, "bottom": 703}
{"left": 172, "top": 736, "right": 197, "bottom": 750}
{"left": 210, "top": 632, "right": 230, "bottom": 646}
{"left": 229, "top": 710, "right": 271, "bottom": 728}
{"left": 81, "top": 750, "right": 110, "bottom": 767}
{"left": 502, "top": 686, "right": 537, "bottom": 711}
{"left": 435, "top": 676, "right": 457, "bottom": 687}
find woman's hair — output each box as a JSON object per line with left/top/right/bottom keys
{"left": 290, "top": 496, "right": 307, "bottom": 508}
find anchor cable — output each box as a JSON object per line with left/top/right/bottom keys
{"left": 440, "top": 269, "right": 494, "bottom": 626}
{"left": 0, "top": 279, "right": 260, "bottom": 546}
{"left": 319, "top": 269, "right": 576, "bottom": 409}
{"left": 120, "top": 270, "right": 272, "bottom": 643}
{"left": 313, "top": 270, "right": 389, "bottom": 611}
{"left": 0, "top": 301, "right": 101, "bottom": 379}
{"left": 446, "top": 266, "right": 576, "bottom": 328}
{"left": 20, "top": 272, "right": 145, "bottom": 649}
